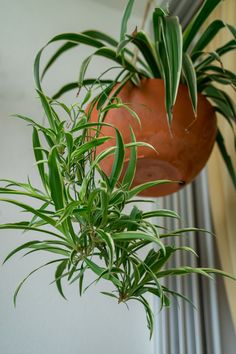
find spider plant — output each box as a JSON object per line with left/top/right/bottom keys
{"left": 0, "top": 87, "right": 235, "bottom": 337}
{"left": 34, "top": 0, "right": 236, "bottom": 187}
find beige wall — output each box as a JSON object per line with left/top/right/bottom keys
{"left": 207, "top": 0, "right": 236, "bottom": 332}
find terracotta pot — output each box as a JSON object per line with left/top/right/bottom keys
{"left": 90, "top": 78, "right": 217, "bottom": 197}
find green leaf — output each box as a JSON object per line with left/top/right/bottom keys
{"left": 142, "top": 209, "right": 180, "bottom": 219}
{"left": 227, "top": 24, "right": 236, "bottom": 39}
{"left": 78, "top": 47, "right": 137, "bottom": 87}
{"left": 176, "top": 246, "right": 198, "bottom": 257}
{"left": 52, "top": 82, "right": 79, "bottom": 99}
{"left": 71, "top": 121, "right": 113, "bottom": 134}
{"left": 96, "top": 230, "right": 115, "bottom": 270}
{"left": 0, "top": 186, "right": 49, "bottom": 202}
{"left": 100, "top": 291, "right": 118, "bottom": 300}
{"left": 131, "top": 31, "right": 160, "bottom": 77}
{"left": 160, "top": 227, "right": 210, "bottom": 238}
{"left": 162, "top": 287, "right": 195, "bottom": 307}
{"left": 101, "top": 102, "right": 141, "bottom": 126}
{"left": 41, "top": 30, "right": 118, "bottom": 80}
{"left": 84, "top": 258, "right": 122, "bottom": 287}
{"left": 41, "top": 42, "right": 77, "bottom": 80}
{"left": 25, "top": 244, "right": 70, "bottom": 257}
{"left": 202, "top": 73, "right": 236, "bottom": 87}
{"left": 122, "top": 126, "right": 137, "bottom": 189}
{"left": 195, "top": 40, "right": 236, "bottom": 71}
{"left": 84, "top": 30, "right": 118, "bottom": 47}
{"left": 139, "top": 247, "right": 175, "bottom": 280}
{"left": 34, "top": 47, "right": 44, "bottom": 90}
{"left": 33, "top": 128, "right": 48, "bottom": 189}
{"left": 157, "top": 266, "right": 213, "bottom": 279}
{"left": 93, "top": 141, "right": 155, "bottom": 170}
{"left": 47, "top": 33, "right": 103, "bottom": 48}
{"left": 198, "top": 65, "right": 236, "bottom": 87}
{"left": 203, "top": 92, "right": 236, "bottom": 172}
{"left": 157, "top": 40, "right": 172, "bottom": 120}
{"left": 182, "top": 53, "right": 197, "bottom": 115}
{"left": 183, "top": 0, "right": 222, "bottom": 52}
{"left": 78, "top": 56, "right": 94, "bottom": 89}
{"left": 203, "top": 85, "right": 236, "bottom": 125}
{"left": 48, "top": 147, "right": 65, "bottom": 211}
{"left": 158, "top": 266, "right": 236, "bottom": 281}
{"left": 200, "top": 268, "right": 236, "bottom": 281}
{"left": 99, "top": 186, "right": 109, "bottom": 226}
{"left": 13, "top": 113, "right": 49, "bottom": 131}
{"left": 3, "top": 241, "right": 41, "bottom": 264}
{"left": 55, "top": 260, "right": 68, "bottom": 299}
{"left": 152, "top": 8, "right": 167, "bottom": 43}
{"left": 95, "top": 73, "right": 133, "bottom": 112}
{"left": 57, "top": 204, "right": 86, "bottom": 226}
{"left": 131, "top": 296, "right": 154, "bottom": 339}
{"left": 0, "top": 222, "right": 65, "bottom": 240}
{"left": 69, "top": 264, "right": 86, "bottom": 285}
{"left": 120, "top": 0, "right": 135, "bottom": 42}
{"left": 71, "top": 137, "right": 111, "bottom": 161}
{"left": 145, "top": 287, "right": 170, "bottom": 307}
{"left": 133, "top": 257, "right": 164, "bottom": 305}
{"left": 130, "top": 261, "right": 141, "bottom": 289}
{"left": 39, "top": 28, "right": 147, "bottom": 88}
{"left": 161, "top": 15, "right": 183, "bottom": 124}
{"left": 128, "top": 180, "right": 174, "bottom": 199}
{"left": 13, "top": 259, "right": 65, "bottom": 306}
{"left": 191, "top": 19, "right": 226, "bottom": 60}
{"left": 52, "top": 79, "right": 113, "bottom": 99}
{"left": 36, "top": 90, "right": 57, "bottom": 131}
{"left": 216, "top": 129, "right": 236, "bottom": 188}
{"left": 116, "top": 38, "right": 132, "bottom": 56}
{"left": 112, "top": 231, "right": 164, "bottom": 249}
{"left": 93, "top": 82, "right": 117, "bottom": 111}
{"left": 35, "top": 33, "right": 104, "bottom": 86}
{"left": 65, "top": 132, "right": 73, "bottom": 159}
{"left": 152, "top": 8, "right": 167, "bottom": 79}
{"left": 13, "top": 114, "right": 56, "bottom": 149}
{"left": 0, "top": 198, "right": 58, "bottom": 227}
{"left": 109, "top": 129, "right": 125, "bottom": 190}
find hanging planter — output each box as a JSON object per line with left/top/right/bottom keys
{"left": 35, "top": 0, "right": 236, "bottom": 196}
{"left": 89, "top": 78, "right": 217, "bottom": 196}
{"left": 1, "top": 0, "right": 236, "bottom": 341}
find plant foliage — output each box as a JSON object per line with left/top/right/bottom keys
{"left": 0, "top": 91, "right": 235, "bottom": 337}
{"left": 1, "top": 0, "right": 236, "bottom": 338}
{"left": 34, "top": 0, "right": 236, "bottom": 187}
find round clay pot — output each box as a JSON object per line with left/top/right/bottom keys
{"left": 90, "top": 78, "right": 217, "bottom": 197}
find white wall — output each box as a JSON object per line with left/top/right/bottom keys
{"left": 0, "top": 1, "right": 155, "bottom": 353}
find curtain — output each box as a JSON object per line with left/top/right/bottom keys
{"left": 154, "top": 172, "right": 223, "bottom": 354}
{"left": 206, "top": 0, "right": 236, "bottom": 331}
{"left": 153, "top": 1, "right": 235, "bottom": 352}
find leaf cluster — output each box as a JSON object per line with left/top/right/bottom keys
{"left": 1, "top": 92, "right": 235, "bottom": 337}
